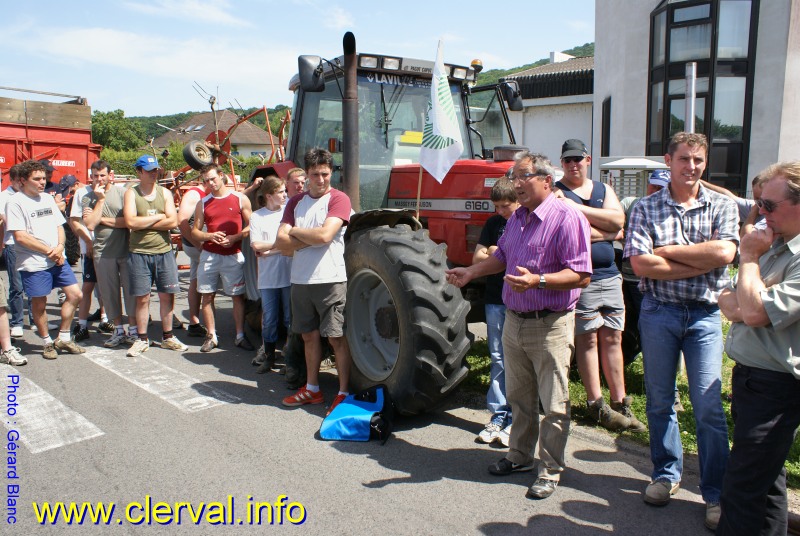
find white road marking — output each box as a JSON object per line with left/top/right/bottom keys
{"left": 1, "top": 364, "right": 105, "bottom": 454}
{"left": 84, "top": 348, "right": 241, "bottom": 412}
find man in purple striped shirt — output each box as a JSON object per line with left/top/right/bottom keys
{"left": 446, "top": 151, "right": 591, "bottom": 500}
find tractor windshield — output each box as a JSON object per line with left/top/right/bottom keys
{"left": 291, "top": 72, "right": 471, "bottom": 210}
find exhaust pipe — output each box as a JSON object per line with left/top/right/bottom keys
{"left": 342, "top": 31, "right": 360, "bottom": 211}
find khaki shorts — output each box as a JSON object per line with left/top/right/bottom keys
{"left": 291, "top": 282, "right": 347, "bottom": 338}
{"left": 575, "top": 274, "right": 625, "bottom": 334}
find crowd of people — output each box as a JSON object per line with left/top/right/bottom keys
{"left": 448, "top": 132, "right": 800, "bottom": 534}
{"left": 1, "top": 136, "right": 798, "bottom": 534}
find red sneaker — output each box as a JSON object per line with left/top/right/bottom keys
{"left": 326, "top": 393, "right": 348, "bottom": 416}
{"left": 282, "top": 387, "right": 324, "bottom": 407}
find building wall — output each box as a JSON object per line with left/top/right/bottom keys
{"left": 509, "top": 96, "right": 593, "bottom": 168}
{"left": 591, "top": 0, "right": 654, "bottom": 180}
{"left": 593, "top": 0, "right": 798, "bottom": 195}
{"left": 750, "top": 0, "right": 798, "bottom": 180}
{"left": 231, "top": 143, "right": 276, "bottom": 158}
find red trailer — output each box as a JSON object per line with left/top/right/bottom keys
{"left": 0, "top": 88, "right": 101, "bottom": 188}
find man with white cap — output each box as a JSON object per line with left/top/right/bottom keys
{"left": 122, "top": 155, "right": 187, "bottom": 357}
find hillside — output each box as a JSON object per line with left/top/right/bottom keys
{"left": 131, "top": 105, "right": 290, "bottom": 142}
{"left": 475, "top": 42, "right": 594, "bottom": 86}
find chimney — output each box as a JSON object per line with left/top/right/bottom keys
{"left": 550, "top": 51, "right": 575, "bottom": 64}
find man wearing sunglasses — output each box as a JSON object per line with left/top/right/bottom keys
{"left": 624, "top": 132, "right": 738, "bottom": 531}
{"left": 700, "top": 175, "right": 767, "bottom": 236}
{"left": 716, "top": 161, "right": 800, "bottom": 535}
{"left": 554, "top": 139, "right": 645, "bottom": 434}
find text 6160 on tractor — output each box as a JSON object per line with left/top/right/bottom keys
{"left": 253, "top": 33, "right": 526, "bottom": 415}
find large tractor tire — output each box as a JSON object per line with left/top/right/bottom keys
{"left": 345, "top": 225, "right": 471, "bottom": 416}
{"left": 64, "top": 225, "right": 80, "bottom": 266}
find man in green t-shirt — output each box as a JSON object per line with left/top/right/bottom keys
{"left": 82, "top": 160, "right": 137, "bottom": 348}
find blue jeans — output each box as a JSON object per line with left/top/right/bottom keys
{"left": 260, "top": 287, "right": 291, "bottom": 345}
{"left": 3, "top": 245, "right": 23, "bottom": 328}
{"left": 639, "top": 294, "right": 729, "bottom": 504}
{"left": 486, "top": 304, "right": 511, "bottom": 424}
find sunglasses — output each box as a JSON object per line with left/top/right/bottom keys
{"left": 562, "top": 156, "right": 585, "bottom": 164}
{"left": 510, "top": 172, "right": 547, "bottom": 183}
{"left": 755, "top": 198, "right": 793, "bottom": 213}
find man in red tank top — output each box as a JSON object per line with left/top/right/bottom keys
{"left": 190, "top": 165, "right": 253, "bottom": 352}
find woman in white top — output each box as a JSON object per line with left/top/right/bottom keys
{"left": 249, "top": 176, "right": 291, "bottom": 372}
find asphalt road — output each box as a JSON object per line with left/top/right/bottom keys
{"left": 2, "top": 262, "right": 720, "bottom": 535}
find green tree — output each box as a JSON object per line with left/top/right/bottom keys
{"left": 92, "top": 110, "right": 147, "bottom": 151}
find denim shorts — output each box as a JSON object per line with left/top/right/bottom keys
{"left": 20, "top": 264, "right": 79, "bottom": 298}
{"left": 127, "top": 252, "right": 180, "bottom": 296}
{"left": 575, "top": 274, "right": 625, "bottom": 334}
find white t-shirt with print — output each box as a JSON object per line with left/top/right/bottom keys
{"left": 6, "top": 192, "right": 66, "bottom": 271}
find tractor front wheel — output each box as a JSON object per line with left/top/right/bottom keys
{"left": 345, "top": 225, "right": 470, "bottom": 415}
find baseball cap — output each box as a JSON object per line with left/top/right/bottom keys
{"left": 56, "top": 174, "right": 78, "bottom": 197}
{"left": 649, "top": 169, "right": 671, "bottom": 188}
{"left": 38, "top": 159, "right": 55, "bottom": 172}
{"left": 134, "top": 155, "right": 161, "bottom": 171}
{"left": 561, "top": 139, "right": 589, "bottom": 159}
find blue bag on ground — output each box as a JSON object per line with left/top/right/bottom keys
{"left": 319, "top": 385, "right": 393, "bottom": 443}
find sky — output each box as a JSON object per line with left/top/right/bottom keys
{"left": 1, "top": 0, "right": 595, "bottom": 118}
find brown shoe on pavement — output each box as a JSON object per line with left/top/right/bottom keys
{"left": 54, "top": 338, "right": 86, "bottom": 354}
{"left": 42, "top": 343, "right": 58, "bottom": 360}
{"left": 611, "top": 396, "right": 647, "bottom": 433}
{"left": 588, "top": 397, "right": 630, "bottom": 432}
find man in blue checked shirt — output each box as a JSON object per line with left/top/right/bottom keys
{"left": 624, "top": 132, "right": 738, "bottom": 532}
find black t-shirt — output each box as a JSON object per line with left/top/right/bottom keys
{"left": 477, "top": 213, "right": 509, "bottom": 305}
{"left": 555, "top": 180, "right": 619, "bottom": 281}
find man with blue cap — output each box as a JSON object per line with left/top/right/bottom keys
{"left": 122, "top": 155, "right": 188, "bottom": 356}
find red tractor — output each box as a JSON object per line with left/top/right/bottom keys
{"left": 250, "top": 33, "right": 525, "bottom": 415}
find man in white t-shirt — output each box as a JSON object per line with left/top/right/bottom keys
{"left": 5, "top": 160, "right": 85, "bottom": 359}
{"left": 276, "top": 148, "right": 353, "bottom": 416}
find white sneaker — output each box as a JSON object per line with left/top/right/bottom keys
{"left": 161, "top": 336, "right": 188, "bottom": 352}
{"left": 495, "top": 424, "right": 512, "bottom": 448}
{"left": 104, "top": 332, "right": 127, "bottom": 348}
{"left": 0, "top": 347, "right": 27, "bottom": 366}
{"left": 477, "top": 421, "right": 503, "bottom": 444}
{"left": 127, "top": 339, "right": 150, "bottom": 357}
{"left": 10, "top": 326, "right": 23, "bottom": 339}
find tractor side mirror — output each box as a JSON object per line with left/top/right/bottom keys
{"left": 298, "top": 55, "right": 325, "bottom": 93}
{"left": 501, "top": 81, "right": 523, "bottom": 112}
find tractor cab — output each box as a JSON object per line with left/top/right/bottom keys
{"left": 287, "top": 52, "right": 522, "bottom": 211}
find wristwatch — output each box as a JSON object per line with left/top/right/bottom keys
{"left": 538, "top": 274, "right": 546, "bottom": 289}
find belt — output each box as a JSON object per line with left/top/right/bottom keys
{"left": 509, "top": 309, "right": 555, "bottom": 319}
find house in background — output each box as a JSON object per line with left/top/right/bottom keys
{"left": 152, "top": 109, "right": 277, "bottom": 159}
{"left": 505, "top": 54, "right": 594, "bottom": 167}
{"left": 593, "top": 0, "right": 799, "bottom": 196}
